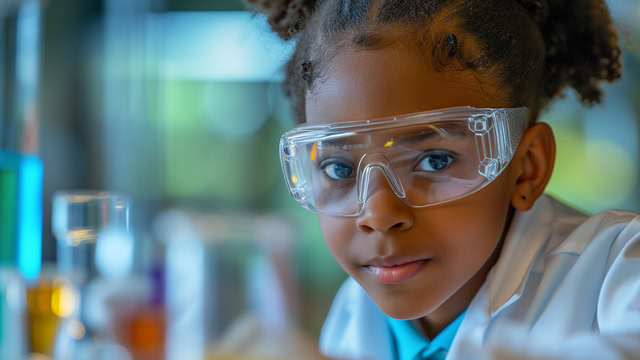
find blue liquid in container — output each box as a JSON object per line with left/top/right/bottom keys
{"left": 0, "top": 150, "right": 43, "bottom": 280}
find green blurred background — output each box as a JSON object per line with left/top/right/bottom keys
{"left": 37, "top": 0, "right": 640, "bottom": 338}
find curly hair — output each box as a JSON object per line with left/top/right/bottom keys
{"left": 245, "top": 0, "right": 622, "bottom": 123}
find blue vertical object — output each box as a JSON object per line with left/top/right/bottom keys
{"left": 17, "top": 154, "right": 42, "bottom": 280}
{"left": 0, "top": 0, "right": 43, "bottom": 355}
{"left": 0, "top": 150, "right": 43, "bottom": 280}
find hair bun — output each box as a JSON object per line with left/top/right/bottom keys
{"left": 525, "top": 0, "right": 622, "bottom": 104}
{"left": 245, "top": 0, "right": 316, "bottom": 40}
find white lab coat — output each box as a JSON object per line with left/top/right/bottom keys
{"left": 319, "top": 195, "right": 640, "bottom": 360}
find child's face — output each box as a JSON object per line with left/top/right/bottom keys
{"left": 305, "top": 45, "right": 519, "bottom": 320}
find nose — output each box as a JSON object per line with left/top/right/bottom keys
{"left": 356, "top": 168, "right": 415, "bottom": 233}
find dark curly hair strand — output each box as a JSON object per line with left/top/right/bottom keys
{"left": 245, "top": 0, "right": 622, "bottom": 123}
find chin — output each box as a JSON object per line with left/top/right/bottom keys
{"left": 369, "top": 290, "right": 439, "bottom": 320}
{"left": 378, "top": 303, "right": 435, "bottom": 320}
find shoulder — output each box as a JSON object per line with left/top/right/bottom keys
{"left": 543, "top": 195, "right": 639, "bottom": 258}
{"left": 319, "top": 277, "right": 394, "bottom": 360}
{"left": 584, "top": 207, "right": 639, "bottom": 260}
{"left": 541, "top": 196, "right": 640, "bottom": 327}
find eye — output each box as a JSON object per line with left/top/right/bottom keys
{"left": 415, "top": 152, "right": 454, "bottom": 172}
{"left": 321, "top": 159, "right": 354, "bottom": 180}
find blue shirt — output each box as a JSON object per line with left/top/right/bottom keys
{"left": 386, "top": 309, "right": 467, "bottom": 360}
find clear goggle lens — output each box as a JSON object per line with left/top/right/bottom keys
{"left": 280, "top": 107, "right": 528, "bottom": 216}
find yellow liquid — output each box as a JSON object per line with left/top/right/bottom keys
{"left": 26, "top": 278, "right": 75, "bottom": 355}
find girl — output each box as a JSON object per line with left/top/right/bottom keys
{"left": 248, "top": 0, "right": 640, "bottom": 359}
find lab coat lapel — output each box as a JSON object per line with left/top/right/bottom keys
{"left": 319, "top": 278, "right": 394, "bottom": 360}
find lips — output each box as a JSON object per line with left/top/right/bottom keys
{"left": 364, "top": 256, "right": 432, "bottom": 284}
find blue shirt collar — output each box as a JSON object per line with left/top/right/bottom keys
{"left": 386, "top": 309, "right": 467, "bottom": 360}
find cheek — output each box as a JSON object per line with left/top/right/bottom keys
{"left": 317, "top": 214, "right": 357, "bottom": 269}
{"left": 439, "top": 214, "right": 503, "bottom": 266}
{"left": 434, "top": 180, "right": 513, "bottom": 270}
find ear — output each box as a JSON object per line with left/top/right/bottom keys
{"left": 510, "top": 122, "right": 556, "bottom": 211}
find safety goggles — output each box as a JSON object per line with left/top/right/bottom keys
{"left": 279, "top": 106, "right": 528, "bottom": 217}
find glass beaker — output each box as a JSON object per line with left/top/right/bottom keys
{"left": 52, "top": 191, "right": 129, "bottom": 284}
{"left": 51, "top": 190, "right": 134, "bottom": 360}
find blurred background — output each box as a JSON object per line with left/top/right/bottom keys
{"left": 0, "top": 0, "right": 638, "bottom": 358}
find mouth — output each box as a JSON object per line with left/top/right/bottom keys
{"left": 363, "top": 257, "right": 432, "bottom": 285}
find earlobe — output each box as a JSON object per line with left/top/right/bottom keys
{"left": 510, "top": 122, "right": 556, "bottom": 211}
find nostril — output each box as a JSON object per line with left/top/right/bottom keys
{"left": 391, "top": 222, "right": 405, "bottom": 229}
{"left": 358, "top": 223, "right": 375, "bottom": 233}
{"left": 357, "top": 215, "right": 412, "bottom": 233}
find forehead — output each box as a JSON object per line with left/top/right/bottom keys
{"left": 305, "top": 46, "right": 507, "bottom": 125}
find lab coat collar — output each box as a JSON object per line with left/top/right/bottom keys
{"left": 485, "top": 195, "right": 587, "bottom": 316}
{"left": 319, "top": 277, "right": 395, "bottom": 360}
